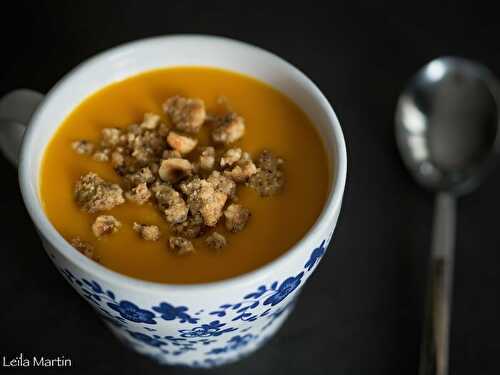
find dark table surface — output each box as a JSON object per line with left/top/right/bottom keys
{"left": 1, "top": 2, "right": 499, "bottom": 374}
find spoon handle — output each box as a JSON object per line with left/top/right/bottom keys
{"left": 419, "top": 193, "right": 456, "bottom": 375}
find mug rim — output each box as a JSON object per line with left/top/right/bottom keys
{"left": 18, "top": 34, "right": 347, "bottom": 292}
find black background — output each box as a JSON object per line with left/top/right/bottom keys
{"left": 1, "top": 2, "right": 499, "bottom": 374}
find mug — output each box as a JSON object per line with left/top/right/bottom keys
{"left": 0, "top": 35, "right": 347, "bottom": 368}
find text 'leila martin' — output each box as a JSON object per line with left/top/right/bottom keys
{"left": 2, "top": 353, "right": 72, "bottom": 368}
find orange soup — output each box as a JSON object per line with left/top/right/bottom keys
{"left": 40, "top": 67, "right": 329, "bottom": 284}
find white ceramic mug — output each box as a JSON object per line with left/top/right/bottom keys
{"left": 0, "top": 35, "right": 347, "bottom": 368}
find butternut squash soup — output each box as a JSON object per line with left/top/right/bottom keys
{"left": 40, "top": 67, "right": 329, "bottom": 284}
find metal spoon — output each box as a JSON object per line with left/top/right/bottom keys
{"left": 395, "top": 57, "right": 500, "bottom": 375}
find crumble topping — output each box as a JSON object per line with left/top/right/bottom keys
{"left": 125, "top": 182, "right": 151, "bottom": 205}
{"left": 124, "top": 167, "right": 155, "bottom": 187}
{"left": 74, "top": 172, "right": 124, "bottom": 213}
{"left": 224, "top": 204, "right": 251, "bottom": 232}
{"left": 248, "top": 150, "right": 285, "bottom": 196}
{"left": 224, "top": 157, "right": 257, "bottom": 183}
{"left": 71, "top": 95, "right": 286, "bottom": 257}
{"left": 92, "top": 215, "right": 122, "bottom": 237}
{"left": 169, "top": 236, "right": 195, "bottom": 255}
{"left": 167, "top": 131, "right": 198, "bottom": 155}
{"left": 152, "top": 183, "right": 189, "bottom": 224}
{"left": 220, "top": 148, "right": 242, "bottom": 167}
{"left": 133, "top": 222, "right": 161, "bottom": 241}
{"left": 140, "top": 113, "right": 161, "bottom": 130}
{"left": 183, "top": 178, "right": 227, "bottom": 226}
{"left": 207, "top": 171, "right": 236, "bottom": 197}
{"left": 171, "top": 212, "right": 205, "bottom": 239}
{"left": 92, "top": 148, "right": 110, "bottom": 162}
{"left": 206, "top": 232, "right": 227, "bottom": 250}
{"left": 101, "top": 128, "right": 121, "bottom": 148}
{"left": 211, "top": 112, "right": 245, "bottom": 145}
{"left": 72, "top": 140, "right": 94, "bottom": 155}
{"left": 198, "top": 146, "right": 215, "bottom": 170}
{"left": 111, "top": 150, "right": 125, "bottom": 167}
{"left": 158, "top": 158, "right": 193, "bottom": 183}
{"left": 163, "top": 96, "right": 206, "bottom": 134}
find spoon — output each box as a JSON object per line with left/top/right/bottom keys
{"left": 395, "top": 57, "right": 500, "bottom": 375}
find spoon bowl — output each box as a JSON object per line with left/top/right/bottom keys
{"left": 395, "top": 57, "right": 500, "bottom": 195}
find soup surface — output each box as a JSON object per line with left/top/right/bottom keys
{"left": 40, "top": 67, "right": 329, "bottom": 283}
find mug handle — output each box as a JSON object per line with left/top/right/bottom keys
{"left": 0, "top": 89, "right": 44, "bottom": 166}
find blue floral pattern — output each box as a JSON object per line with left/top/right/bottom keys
{"left": 207, "top": 276, "right": 302, "bottom": 322}
{"left": 108, "top": 301, "right": 157, "bottom": 324}
{"left": 153, "top": 303, "right": 199, "bottom": 324}
{"left": 128, "top": 331, "right": 167, "bottom": 347}
{"left": 263, "top": 272, "right": 304, "bottom": 306}
{"left": 54, "top": 238, "right": 330, "bottom": 368}
{"left": 206, "top": 334, "right": 257, "bottom": 355}
{"left": 179, "top": 320, "right": 237, "bottom": 338}
{"left": 304, "top": 240, "right": 326, "bottom": 271}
